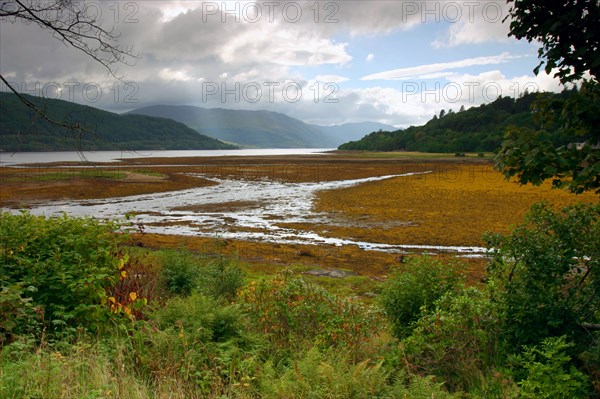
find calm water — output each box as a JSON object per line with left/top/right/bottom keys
{"left": 0, "top": 148, "right": 334, "bottom": 165}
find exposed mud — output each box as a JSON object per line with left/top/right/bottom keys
{"left": 2, "top": 153, "right": 596, "bottom": 281}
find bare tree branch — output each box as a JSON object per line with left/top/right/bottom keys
{"left": 0, "top": 0, "right": 139, "bottom": 149}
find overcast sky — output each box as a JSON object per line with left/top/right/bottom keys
{"left": 0, "top": 1, "right": 564, "bottom": 127}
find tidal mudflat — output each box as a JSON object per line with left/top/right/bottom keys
{"left": 2, "top": 153, "right": 596, "bottom": 279}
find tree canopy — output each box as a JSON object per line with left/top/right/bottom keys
{"left": 495, "top": 0, "right": 600, "bottom": 194}
{"left": 505, "top": 0, "right": 600, "bottom": 84}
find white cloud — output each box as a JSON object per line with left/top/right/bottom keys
{"left": 360, "top": 53, "right": 519, "bottom": 81}
{"left": 431, "top": 1, "right": 512, "bottom": 48}
{"left": 315, "top": 75, "right": 349, "bottom": 83}
{"left": 0, "top": 1, "right": 549, "bottom": 127}
{"left": 158, "top": 68, "right": 198, "bottom": 82}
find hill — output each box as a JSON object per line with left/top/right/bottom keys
{"left": 0, "top": 93, "right": 236, "bottom": 152}
{"left": 338, "top": 91, "right": 574, "bottom": 153}
{"left": 311, "top": 122, "right": 399, "bottom": 145}
{"left": 127, "top": 105, "right": 339, "bottom": 148}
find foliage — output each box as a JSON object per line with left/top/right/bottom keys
{"left": 0, "top": 211, "right": 130, "bottom": 338}
{"left": 0, "top": 339, "right": 148, "bottom": 399}
{"left": 497, "top": 1, "right": 600, "bottom": 193}
{"left": 258, "top": 347, "right": 461, "bottom": 399}
{"left": 496, "top": 81, "right": 600, "bottom": 193}
{"left": 239, "top": 271, "right": 379, "bottom": 357}
{"left": 339, "top": 92, "right": 546, "bottom": 152}
{"left": 151, "top": 293, "right": 247, "bottom": 344}
{"left": 506, "top": 0, "right": 600, "bottom": 84}
{"left": 485, "top": 203, "right": 600, "bottom": 350}
{"left": 379, "top": 256, "right": 466, "bottom": 339}
{"left": 2, "top": 208, "right": 598, "bottom": 397}
{"left": 160, "top": 250, "right": 201, "bottom": 296}
{"left": 160, "top": 251, "right": 244, "bottom": 300}
{"left": 196, "top": 256, "right": 244, "bottom": 301}
{"left": 401, "top": 287, "right": 505, "bottom": 394}
{"left": 509, "top": 336, "right": 590, "bottom": 399}
{"left": 0, "top": 285, "right": 42, "bottom": 346}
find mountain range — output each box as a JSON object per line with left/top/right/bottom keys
{"left": 127, "top": 105, "right": 397, "bottom": 148}
{"left": 0, "top": 93, "right": 235, "bottom": 152}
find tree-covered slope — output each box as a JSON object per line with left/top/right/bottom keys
{"left": 0, "top": 93, "right": 236, "bottom": 151}
{"left": 339, "top": 91, "right": 574, "bottom": 153}
{"left": 311, "top": 122, "right": 399, "bottom": 146}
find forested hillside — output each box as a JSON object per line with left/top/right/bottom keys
{"left": 339, "top": 91, "right": 575, "bottom": 153}
{"left": 0, "top": 93, "right": 236, "bottom": 151}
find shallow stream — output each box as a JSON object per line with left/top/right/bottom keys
{"left": 16, "top": 172, "right": 488, "bottom": 256}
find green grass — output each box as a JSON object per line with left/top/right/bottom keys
{"left": 3, "top": 211, "right": 597, "bottom": 399}
{"left": 4, "top": 169, "right": 127, "bottom": 182}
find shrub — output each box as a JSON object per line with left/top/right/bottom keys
{"left": 0, "top": 211, "right": 128, "bottom": 337}
{"left": 509, "top": 336, "right": 590, "bottom": 398}
{"left": 151, "top": 293, "right": 246, "bottom": 343}
{"left": 379, "top": 256, "right": 466, "bottom": 339}
{"left": 485, "top": 203, "right": 600, "bottom": 350}
{"left": 402, "top": 287, "right": 505, "bottom": 393}
{"left": 160, "top": 250, "right": 200, "bottom": 296}
{"left": 239, "top": 271, "right": 379, "bottom": 357}
{"left": 137, "top": 293, "right": 256, "bottom": 396}
{"left": 196, "top": 256, "right": 244, "bottom": 301}
{"left": 0, "top": 285, "right": 42, "bottom": 346}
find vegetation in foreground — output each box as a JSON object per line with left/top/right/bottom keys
{"left": 1, "top": 207, "right": 598, "bottom": 398}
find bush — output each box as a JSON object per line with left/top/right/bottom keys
{"left": 509, "top": 336, "right": 590, "bottom": 398}
{"left": 160, "top": 250, "right": 200, "bottom": 296}
{"left": 0, "top": 211, "right": 128, "bottom": 337}
{"left": 196, "top": 256, "right": 244, "bottom": 301}
{"left": 379, "top": 256, "right": 466, "bottom": 339}
{"left": 239, "top": 271, "right": 379, "bottom": 357}
{"left": 151, "top": 293, "right": 246, "bottom": 344}
{"left": 402, "top": 287, "right": 506, "bottom": 394}
{"left": 0, "top": 285, "right": 42, "bottom": 346}
{"left": 485, "top": 203, "right": 600, "bottom": 350}
{"left": 137, "top": 293, "right": 256, "bottom": 396}
{"left": 160, "top": 251, "right": 244, "bottom": 301}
